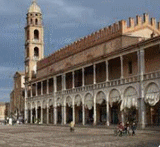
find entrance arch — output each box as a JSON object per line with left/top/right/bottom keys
{"left": 145, "top": 83, "right": 160, "bottom": 126}
{"left": 75, "top": 95, "right": 82, "bottom": 124}
{"left": 122, "top": 86, "right": 138, "bottom": 123}
{"left": 56, "top": 97, "right": 62, "bottom": 124}
{"left": 66, "top": 96, "right": 72, "bottom": 123}
{"left": 96, "top": 91, "right": 106, "bottom": 124}
{"left": 109, "top": 89, "right": 121, "bottom": 124}
{"left": 84, "top": 93, "right": 93, "bottom": 124}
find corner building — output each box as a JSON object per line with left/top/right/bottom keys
{"left": 25, "top": 1, "right": 160, "bottom": 128}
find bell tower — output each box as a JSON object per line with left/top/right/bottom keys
{"left": 24, "top": 0, "right": 44, "bottom": 82}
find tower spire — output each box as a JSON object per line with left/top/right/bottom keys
{"left": 33, "top": 0, "right": 36, "bottom": 3}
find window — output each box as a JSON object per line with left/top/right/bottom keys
{"left": 34, "top": 47, "right": 39, "bottom": 57}
{"left": 128, "top": 61, "right": 132, "bottom": 74}
{"left": 31, "top": 19, "right": 33, "bottom": 24}
{"left": 26, "top": 48, "right": 29, "bottom": 57}
{"left": 35, "top": 19, "right": 38, "bottom": 25}
{"left": 34, "top": 30, "right": 39, "bottom": 40}
{"left": 27, "top": 30, "right": 30, "bottom": 40}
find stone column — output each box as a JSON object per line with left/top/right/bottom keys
{"left": 61, "top": 105, "right": 64, "bottom": 125}
{"left": 41, "top": 101, "right": 43, "bottom": 124}
{"left": 63, "top": 98, "right": 66, "bottom": 125}
{"left": 24, "top": 86, "right": 28, "bottom": 122}
{"left": 72, "top": 71, "right": 75, "bottom": 89}
{"left": 93, "top": 64, "right": 96, "bottom": 84}
{"left": 47, "top": 79, "right": 49, "bottom": 94}
{"left": 36, "top": 83, "right": 38, "bottom": 96}
{"left": 30, "top": 103, "right": 32, "bottom": 124}
{"left": 41, "top": 81, "right": 43, "bottom": 95}
{"left": 54, "top": 76, "right": 57, "bottom": 93}
{"left": 31, "top": 84, "right": 33, "bottom": 97}
{"left": 47, "top": 103, "right": 49, "bottom": 124}
{"left": 82, "top": 97, "right": 85, "bottom": 125}
{"left": 82, "top": 67, "right": 85, "bottom": 87}
{"left": 137, "top": 49, "right": 146, "bottom": 128}
{"left": 72, "top": 98, "right": 75, "bottom": 124}
{"left": 93, "top": 95, "right": 96, "bottom": 125}
{"left": 120, "top": 56, "right": 124, "bottom": 79}
{"left": 35, "top": 102, "right": 38, "bottom": 123}
{"left": 106, "top": 60, "right": 109, "bottom": 82}
{"left": 121, "top": 111, "right": 124, "bottom": 125}
{"left": 64, "top": 74, "right": 66, "bottom": 90}
{"left": 54, "top": 100, "right": 57, "bottom": 125}
{"left": 106, "top": 95, "right": 110, "bottom": 126}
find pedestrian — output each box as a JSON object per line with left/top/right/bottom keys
{"left": 117, "top": 122, "right": 124, "bottom": 136}
{"left": 70, "top": 121, "right": 75, "bottom": 132}
{"left": 131, "top": 122, "right": 136, "bottom": 136}
{"left": 125, "top": 121, "right": 130, "bottom": 135}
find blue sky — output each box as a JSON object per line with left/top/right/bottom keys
{"left": 0, "top": 0, "right": 159, "bottom": 102}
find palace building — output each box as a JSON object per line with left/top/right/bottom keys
{"left": 24, "top": 1, "right": 160, "bottom": 128}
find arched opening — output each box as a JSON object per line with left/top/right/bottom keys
{"left": 84, "top": 93, "right": 93, "bottom": 125}
{"left": 34, "top": 47, "right": 39, "bottom": 57}
{"left": 27, "top": 30, "right": 29, "bottom": 40}
{"left": 145, "top": 83, "right": 160, "bottom": 126}
{"left": 37, "top": 101, "right": 41, "bottom": 123}
{"left": 30, "top": 19, "right": 33, "bottom": 24}
{"left": 35, "top": 19, "right": 38, "bottom": 25}
{"left": 96, "top": 91, "right": 106, "bottom": 125}
{"left": 42, "top": 100, "right": 47, "bottom": 124}
{"left": 57, "top": 98, "right": 62, "bottom": 124}
{"left": 66, "top": 96, "right": 72, "bottom": 123}
{"left": 122, "top": 86, "right": 138, "bottom": 124}
{"left": 49, "top": 99, "right": 53, "bottom": 124}
{"left": 34, "top": 30, "right": 39, "bottom": 40}
{"left": 109, "top": 89, "right": 121, "bottom": 124}
{"left": 75, "top": 95, "right": 82, "bottom": 124}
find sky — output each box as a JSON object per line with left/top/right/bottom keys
{"left": 0, "top": 0, "right": 160, "bottom": 102}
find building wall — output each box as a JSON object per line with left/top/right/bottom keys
{"left": 145, "top": 45, "right": 160, "bottom": 73}
{"left": 0, "top": 104, "right": 6, "bottom": 121}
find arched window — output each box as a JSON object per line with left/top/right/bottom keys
{"left": 34, "top": 47, "right": 39, "bottom": 57}
{"left": 34, "top": 30, "right": 39, "bottom": 40}
{"left": 35, "top": 19, "right": 38, "bottom": 25}
{"left": 26, "top": 48, "right": 29, "bottom": 57}
{"left": 27, "top": 30, "right": 30, "bottom": 40}
{"left": 31, "top": 19, "right": 33, "bottom": 24}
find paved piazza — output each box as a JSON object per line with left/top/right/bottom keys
{"left": 0, "top": 125, "right": 159, "bottom": 147}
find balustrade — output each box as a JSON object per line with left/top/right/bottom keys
{"left": 27, "top": 70, "right": 160, "bottom": 100}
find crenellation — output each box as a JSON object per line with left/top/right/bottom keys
{"left": 157, "top": 22, "right": 160, "bottom": 31}
{"left": 129, "top": 17, "right": 135, "bottom": 28}
{"left": 151, "top": 18, "right": 156, "bottom": 28}
{"left": 119, "top": 20, "right": 127, "bottom": 33}
{"left": 136, "top": 15, "right": 142, "bottom": 26}
{"left": 143, "top": 13, "right": 149, "bottom": 24}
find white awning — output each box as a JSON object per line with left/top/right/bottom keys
{"left": 96, "top": 92, "right": 105, "bottom": 105}
{"left": 66, "top": 97, "right": 72, "bottom": 107}
{"left": 57, "top": 98, "right": 62, "bottom": 106}
{"left": 120, "top": 97, "right": 137, "bottom": 111}
{"left": 75, "top": 95, "right": 82, "bottom": 106}
{"left": 145, "top": 93, "right": 159, "bottom": 106}
{"left": 109, "top": 89, "right": 121, "bottom": 107}
{"left": 84, "top": 94, "right": 93, "bottom": 110}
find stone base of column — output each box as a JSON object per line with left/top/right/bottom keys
{"left": 106, "top": 121, "right": 110, "bottom": 126}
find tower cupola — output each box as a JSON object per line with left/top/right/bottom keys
{"left": 28, "top": 0, "right": 41, "bottom": 14}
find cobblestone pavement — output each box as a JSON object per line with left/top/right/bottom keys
{"left": 0, "top": 125, "right": 159, "bottom": 147}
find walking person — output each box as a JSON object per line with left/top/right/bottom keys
{"left": 131, "top": 122, "right": 136, "bottom": 136}
{"left": 125, "top": 121, "right": 130, "bottom": 135}
{"left": 70, "top": 121, "right": 75, "bottom": 132}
